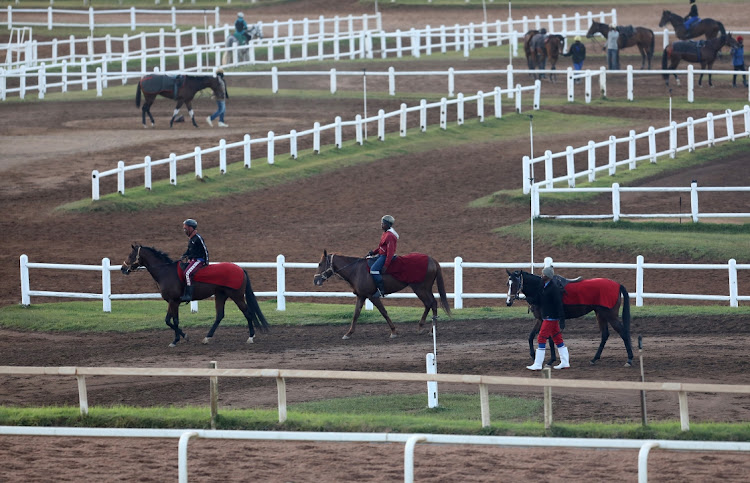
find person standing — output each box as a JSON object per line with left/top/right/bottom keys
{"left": 605, "top": 25, "right": 620, "bottom": 70}
{"left": 732, "top": 36, "right": 748, "bottom": 88}
{"left": 563, "top": 35, "right": 587, "bottom": 83}
{"left": 367, "top": 215, "right": 398, "bottom": 299}
{"left": 683, "top": 0, "right": 699, "bottom": 33}
{"left": 527, "top": 266, "right": 570, "bottom": 370}
{"left": 206, "top": 70, "right": 229, "bottom": 128}
{"left": 180, "top": 219, "right": 209, "bottom": 302}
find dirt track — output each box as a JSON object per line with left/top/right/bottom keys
{"left": 2, "top": 1, "right": 750, "bottom": 481}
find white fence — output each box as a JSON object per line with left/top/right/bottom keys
{"left": 18, "top": 253, "right": 750, "bottom": 312}
{"left": 90, "top": 81, "right": 541, "bottom": 200}
{"left": 2, "top": 427, "right": 748, "bottom": 483}
{"left": 523, "top": 105, "right": 750, "bottom": 194}
{"left": 533, "top": 181, "right": 750, "bottom": 222}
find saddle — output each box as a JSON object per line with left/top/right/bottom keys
{"left": 140, "top": 74, "right": 184, "bottom": 99}
{"left": 552, "top": 274, "right": 582, "bottom": 291}
{"left": 617, "top": 25, "right": 635, "bottom": 44}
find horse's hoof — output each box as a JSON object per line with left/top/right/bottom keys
{"left": 390, "top": 333, "right": 398, "bottom": 339}
{"left": 342, "top": 334, "right": 351, "bottom": 340}
{"left": 202, "top": 337, "right": 211, "bottom": 344}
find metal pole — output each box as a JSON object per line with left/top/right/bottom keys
{"left": 482, "top": 0, "right": 487, "bottom": 25}
{"left": 639, "top": 335, "right": 648, "bottom": 426}
{"left": 508, "top": 1, "right": 513, "bottom": 67}
{"left": 203, "top": 10, "right": 209, "bottom": 68}
{"left": 363, "top": 68, "right": 368, "bottom": 140}
{"left": 669, "top": 89, "right": 672, "bottom": 125}
{"left": 529, "top": 114, "right": 535, "bottom": 273}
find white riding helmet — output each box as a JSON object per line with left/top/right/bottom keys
{"left": 238, "top": 12, "right": 244, "bottom": 18}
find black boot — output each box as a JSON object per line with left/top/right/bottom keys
{"left": 180, "top": 285, "right": 193, "bottom": 302}
{"left": 372, "top": 280, "right": 386, "bottom": 299}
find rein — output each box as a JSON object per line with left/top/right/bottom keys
{"left": 124, "top": 246, "right": 173, "bottom": 272}
{"left": 318, "top": 254, "right": 363, "bottom": 282}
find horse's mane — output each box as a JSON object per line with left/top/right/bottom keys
{"left": 140, "top": 245, "right": 175, "bottom": 263}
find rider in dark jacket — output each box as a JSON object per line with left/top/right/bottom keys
{"left": 684, "top": 0, "right": 699, "bottom": 32}
{"left": 180, "top": 218, "right": 209, "bottom": 302}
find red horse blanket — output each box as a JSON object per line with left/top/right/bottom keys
{"left": 562, "top": 278, "right": 620, "bottom": 308}
{"left": 387, "top": 253, "right": 429, "bottom": 284}
{"left": 177, "top": 263, "right": 244, "bottom": 290}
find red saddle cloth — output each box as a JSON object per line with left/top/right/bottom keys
{"left": 562, "top": 278, "right": 621, "bottom": 309}
{"left": 386, "top": 253, "right": 429, "bottom": 284}
{"left": 177, "top": 263, "right": 244, "bottom": 290}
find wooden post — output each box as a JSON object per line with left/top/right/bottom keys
{"left": 543, "top": 367, "right": 552, "bottom": 429}
{"left": 276, "top": 376, "right": 287, "bottom": 423}
{"left": 678, "top": 391, "right": 690, "bottom": 431}
{"left": 639, "top": 335, "right": 647, "bottom": 426}
{"left": 76, "top": 375, "right": 89, "bottom": 416}
{"left": 479, "top": 383, "right": 490, "bottom": 428}
{"left": 209, "top": 361, "right": 218, "bottom": 429}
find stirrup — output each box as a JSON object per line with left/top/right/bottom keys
{"left": 371, "top": 288, "right": 383, "bottom": 299}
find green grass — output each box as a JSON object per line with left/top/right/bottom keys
{"left": 2, "top": 300, "right": 750, "bottom": 332}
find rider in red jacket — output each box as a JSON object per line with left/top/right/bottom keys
{"left": 367, "top": 215, "right": 398, "bottom": 299}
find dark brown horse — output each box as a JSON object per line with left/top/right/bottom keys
{"left": 544, "top": 34, "right": 565, "bottom": 83}
{"left": 586, "top": 21, "right": 655, "bottom": 69}
{"left": 121, "top": 244, "right": 268, "bottom": 347}
{"left": 506, "top": 270, "right": 633, "bottom": 367}
{"left": 313, "top": 250, "right": 451, "bottom": 339}
{"left": 662, "top": 34, "right": 738, "bottom": 87}
{"left": 658, "top": 10, "right": 726, "bottom": 40}
{"left": 135, "top": 71, "right": 227, "bottom": 128}
{"left": 523, "top": 31, "right": 565, "bottom": 82}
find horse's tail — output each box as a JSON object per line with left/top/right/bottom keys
{"left": 244, "top": 270, "right": 270, "bottom": 333}
{"left": 619, "top": 284, "right": 631, "bottom": 338}
{"left": 135, "top": 82, "right": 141, "bottom": 108}
{"left": 435, "top": 262, "right": 451, "bottom": 317}
{"left": 661, "top": 46, "right": 670, "bottom": 80}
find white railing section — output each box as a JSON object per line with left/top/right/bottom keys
{"left": 522, "top": 105, "right": 750, "bottom": 194}
{"left": 532, "top": 181, "right": 750, "bottom": 222}
{"left": 90, "top": 81, "right": 541, "bottom": 200}
{"left": 1, "top": 428, "right": 748, "bottom": 483}
{"left": 18, "top": 254, "right": 750, "bottom": 312}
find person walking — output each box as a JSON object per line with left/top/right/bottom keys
{"left": 605, "top": 24, "right": 620, "bottom": 70}
{"left": 563, "top": 35, "right": 587, "bottom": 83}
{"left": 367, "top": 215, "right": 398, "bottom": 299}
{"left": 732, "top": 36, "right": 748, "bottom": 88}
{"left": 206, "top": 70, "right": 229, "bottom": 128}
{"left": 527, "top": 266, "right": 570, "bottom": 370}
{"left": 180, "top": 218, "right": 209, "bottom": 302}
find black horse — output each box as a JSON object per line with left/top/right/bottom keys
{"left": 506, "top": 270, "right": 634, "bottom": 367}
{"left": 135, "top": 71, "right": 228, "bottom": 128}
{"left": 662, "top": 34, "right": 738, "bottom": 87}
{"left": 121, "top": 244, "right": 268, "bottom": 347}
{"left": 659, "top": 10, "right": 726, "bottom": 40}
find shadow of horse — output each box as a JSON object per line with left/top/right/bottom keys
{"left": 659, "top": 10, "right": 726, "bottom": 40}
{"left": 313, "top": 250, "right": 451, "bottom": 339}
{"left": 135, "top": 71, "right": 227, "bottom": 128}
{"left": 224, "top": 23, "right": 263, "bottom": 65}
{"left": 506, "top": 270, "right": 634, "bottom": 367}
{"left": 662, "top": 34, "right": 738, "bottom": 87}
{"left": 586, "top": 21, "right": 655, "bottom": 69}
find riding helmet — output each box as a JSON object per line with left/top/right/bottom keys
{"left": 183, "top": 219, "right": 198, "bottom": 228}
{"left": 381, "top": 215, "right": 395, "bottom": 226}
{"left": 238, "top": 12, "right": 244, "bottom": 18}
{"left": 542, "top": 266, "right": 555, "bottom": 279}
{"left": 574, "top": 35, "right": 582, "bottom": 42}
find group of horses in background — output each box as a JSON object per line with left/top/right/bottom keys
{"left": 524, "top": 9, "right": 737, "bottom": 87}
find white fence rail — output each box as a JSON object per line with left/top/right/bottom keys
{"left": 523, "top": 105, "right": 750, "bottom": 194}
{"left": 18, "top": 254, "right": 750, "bottom": 312}
{"left": 90, "top": 81, "right": 541, "bottom": 200}
{"left": 533, "top": 182, "right": 750, "bottom": 222}
{"left": 2, "top": 426, "right": 748, "bottom": 483}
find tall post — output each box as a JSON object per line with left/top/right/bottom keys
{"left": 638, "top": 336, "right": 647, "bottom": 426}
{"left": 209, "top": 361, "right": 218, "bottom": 429}
{"left": 543, "top": 367, "right": 552, "bottom": 429}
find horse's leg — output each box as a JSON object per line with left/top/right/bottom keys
{"left": 343, "top": 296, "right": 366, "bottom": 339}
{"left": 370, "top": 297, "right": 398, "bottom": 339}
{"left": 605, "top": 314, "right": 634, "bottom": 367}
{"left": 170, "top": 100, "right": 184, "bottom": 128}
{"left": 231, "top": 291, "right": 257, "bottom": 344}
{"left": 546, "top": 336, "right": 558, "bottom": 366}
{"left": 413, "top": 286, "right": 438, "bottom": 335}
{"left": 203, "top": 291, "right": 227, "bottom": 344}
{"left": 187, "top": 100, "right": 198, "bottom": 128}
{"left": 591, "top": 313, "right": 609, "bottom": 365}
{"left": 528, "top": 317, "right": 541, "bottom": 360}
{"left": 165, "top": 301, "right": 186, "bottom": 347}
{"left": 638, "top": 45, "right": 646, "bottom": 69}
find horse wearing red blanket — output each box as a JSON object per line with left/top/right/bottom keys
{"left": 314, "top": 250, "right": 451, "bottom": 339}
{"left": 506, "top": 270, "right": 633, "bottom": 367}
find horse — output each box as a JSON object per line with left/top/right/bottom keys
{"left": 658, "top": 10, "right": 726, "bottom": 40}
{"left": 223, "top": 23, "right": 263, "bottom": 65}
{"left": 506, "top": 270, "right": 634, "bottom": 367}
{"left": 313, "top": 250, "right": 451, "bottom": 339}
{"left": 135, "top": 71, "right": 228, "bottom": 128}
{"left": 523, "top": 30, "right": 546, "bottom": 80}
{"left": 121, "top": 244, "right": 269, "bottom": 347}
{"left": 662, "top": 34, "right": 738, "bottom": 87}
{"left": 586, "top": 21, "right": 655, "bottom": 69}
{"left": 543, "top": 34, "right": 565, "bottom": 83}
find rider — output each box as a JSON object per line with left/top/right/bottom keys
{"left": 527, "top": 266, "right": 570, "bottom": 371}
{"left": 235, "top": 12, "right": 248, "bottom": 38}
{"left": 367, "top": 215, "right": 398, "bottom": 299}
{"left": 683, "top": 0, "right": 699, "bottom": 33}
{"left": 180, "top": 218, "right": 209, "bottom": 302}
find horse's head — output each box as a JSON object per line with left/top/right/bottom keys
{"left": 585, "top": 21, "right": 600, "bottom": 39}
{"left": 249, "top": 23, "right": 263, "bottom": 40}
{"left": 506, "top": 269, "right": 525, "bottom": 306}
{"left": 726, "top": 33, "right": 739, "bottom": 49}
{"left": 658, "top": 10, "right": 673, "bottom": 28}
{"left": 122, "top": 244, "right": 144, "bottom": 274}
{"left": 313, "top": 250, "right": 334, "bottom": 286}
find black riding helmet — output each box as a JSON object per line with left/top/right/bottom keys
{"left": 183, "top": 219, "right": 197, "bottom": 228}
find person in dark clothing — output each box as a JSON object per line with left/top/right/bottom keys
{"left": 563, "top": 35, "right": 587, "bottom": 83}
{"left": 684, "top": 0, "right": 699, "bottom": 32}
{"left": 527, "top": 266, "right": 571, "bottom": 370}
{"left": 732, "top": 36, "right": 748, "bottom": 88}
{"left": 180, "top": 218, "right": 209, "bottom": 302}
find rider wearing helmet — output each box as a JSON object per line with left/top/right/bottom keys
{"left": 235, "top": 12, "right": 248, "bottom": 36}
{"left": 180, "top": 219, "right": 209, "bottom": 302}
{"left": 683, "top": 0, "right": 699, "bottom": 33}
{"left": 367, "top": 215, "right": 398, "bottom": 299}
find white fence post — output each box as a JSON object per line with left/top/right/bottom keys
{"left": 565, "top": 146, "right": 575, "bottom": 188}
{"left": 268, "top": 131, "right": 275, "bottom": 164}
{"left": 102, "top": 258, "right": 112, "bottom": 313}
{"left": 687, "top": 65, "right": 694, "bottom": 103}
{"left": 636, "top": 255, "right": 644, "bottom": 307}
{"left": 627, "top": 65, "right": 633, "bottom": 101}
{"left": 453, "top": 256, "right": 463, "bottom": 309}
{"left": 612, "top": 183, "right": 621, "bottom": 222}
{"left": 687, "top": 117, "right": 695, "bottom": 152}
{"left": 729, "top": 259, "right": 738, "bottom": 308}
{"left": 628, "top": 130, "right": 636, "bottom": 170}
{"left": 244, "top": 134, "right": 252, "bottom": 168}
{"left": 276, "top": 254, "right": 286, "bottom": 311}
{"left": 608, "top": 136, "right": 616, "bottom": 175}
{"left": 707, "top": 112, "right": 715, "bottom": 146}
{"left": 669, "top": 121, "right": 677, "bottom": 159}
{"left": 20, "top": 254, "right": 30, "bottom": 306}
{"left": 117, "top": 161, "right": 125, "bottom": 195}
{"left": 194, "top": 147, "right": 202, "bottom": 179}
{"left": 91, "top": 170, "right": 100, "bottom": 201}
{"left": 587, "top": 141, "right": 596, "bottom": 182}
{"left": 690, "top": 181, "right": 699, "bottom": 223}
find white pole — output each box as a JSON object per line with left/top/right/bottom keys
{"left": 482, "top": 0, "right": 487, "bottom": 25}
{"left": 669, "top": 89, "right": 672, "bottom": 125}
{"left": 203, "top": 10, "right": 209, "bottom": 68}
{"left": 529, "top": 114, "right": 534, "bottom": 273}
{"left": 363, "top": 68, "right": 368, "bottom": 140}
{"left": 508, "top": 1, "right": 512, "bottom": 67}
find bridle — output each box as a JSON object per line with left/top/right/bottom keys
{"left": 316, "top": 254, "right": 363, "bottom": 282}
{"left": 122, "top": 245, "right": 143, "bottom": 273}
{"left": 506, "top": 272, "right": 526, "bottom": 304}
